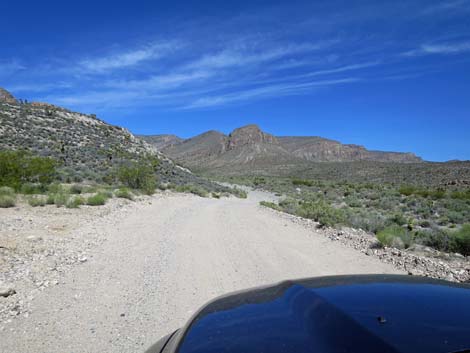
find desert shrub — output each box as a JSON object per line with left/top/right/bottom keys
{"left": 211, "top": 192, "right": 221, "bottom": 199}
{"left": 345, "top": 196, "right": 361, "bottom": 208}
{"left": 231, "top": 187, "right": 247, "bottom": 199}
{"left": 253, "top": 177, "right": 266, "bottom": 186}
{"left": 415, "top": 228, "right": 451, "bottom": 252}
{"left": 0, "top": 186, "right": 15, "bottom": 196}
{"left": 20, "top": 183, "right": 45, "bottom": 194}
{"left": 346, "top": 210, "right": 386, "bottom": 233}
{"left": 278, "top": 198, "right": 299, "bottom": 214}
{"left": 419, "top": 220, "right": 431, "bottom": 228}
{"left": 429, "top": 189, "right": 446, "bottom": 199}
{"left": 292, "top": 179, "right": 314, "bottom": 187}
{"left": 376, "top": 225, "right": 412, "bottom": 249}
{"left": 399, "top": 185, "right": 416, "bottom": 196}
{"left": 260, "top": 201, "right": 282, "bottom": 211}
{"left": 446, "top": 210, "right": 465, "bottom": 224}
{"left": 81, "top": 185, "right": 98, "bottom": 193}
{"left": 297, "top": 200, "right": 346, "bottom": 227}
{"left": 53, "top": 192, "right": 68, "bottom": 207}
{"left": 47, "top": 183, "right": 65, "bottom": 194}
{"left": 449, "top": 224, "right": 470, "bottom": 256}
{"left": 115, "top": 187, "right": 133, "bottom": 200}
{"left": 69, "top": 184, "right": 83, "bottom": 194}
{"left": 97, "top": 189, "right": 113, "bottom": 199}
{"left": 86, "top": 193, "right": 107, "bottom": 206}
{"left": 388, "top": 212, "right": 407, "bottom": 226}
{"left": 0, "top": 150, "right": 57, "bottom": 189}
{"left": 66, "top": 196, "right": 85, "bottom": 209}
{"left": 190, "top": 186, "right": 209, "bottom": 198}
{"left": 28, "top": 195, "right": 46, "bottom": 207}
{"left": 0, "top": 195, "right": 16, "bottom": 208}
{"left": 116, "top": 157, "right": 158, "bottom": 195}
{"left": 450, "top": 190, "right": 470, "bottom": 200}
{"left": 46, "top": 193, "right": 55, "bottom": 205}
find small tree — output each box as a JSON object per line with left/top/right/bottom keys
{"left": 0, "top": 150, "right": 57, "bottom": 189}
{"left": 117, "top": 156, "right": 159, "bottom": 195}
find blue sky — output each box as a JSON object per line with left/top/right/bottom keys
{"left": 1, "top": 0, "right": 469, "bottom": 161}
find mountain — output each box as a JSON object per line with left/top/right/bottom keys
{"left": 0, "top": 87, "right": 221, "bottom": 189}
{"left": 278, "top": 136, "right": 421, "bottom": 163}
{"left": 137, "top": 134, "right": 183, "bottom": 150}
{"left": 151, "top": 124, "right": 422, "bottom": 174}
{"left": 0, "top": 88, "right": 17, "bottom": 104}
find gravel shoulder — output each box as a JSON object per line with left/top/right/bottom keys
{"left": 0, "top": 189, "right": 445, "bottom": 352}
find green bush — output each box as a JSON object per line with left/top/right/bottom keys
{"left": 0, "top": 150, "right": 57, "bottom": 190}
{"left": 449, "top": 224, "right": 470, "bottom": 256}
{"left": 297, "top": 200, "right": 346, "bottom": 227}
{"left": 20, "top": 183, "right": 45, "bottom": 194}
{"left": 190, "top": 186, "right": 208, "bottom": 198}
{"left": 28, "top": 195, "right": 46, "bottom": 207}
{"left": 398, "top": 185, "right": 415, "bottom": 196}
{"left": 97, "top": 189, "right": 113, "bottom": 199}
{"left": 86, "top": 193, "right": 107, "bottom": 206}
{"left": 46, "top": 193, "right": 55, "bottom": 205}
{"left": 0, "top": 195, "right": 16, "bottom": 208}
{"left": 376, "top": 225, "right": 412, "bottom": 249}
{"left": 415, "top": 228, "right": 451, "bottom": 251}
{"left": 346, "top": 210, "right": 386, "bottom": 233}
{"left": 388, "top": 212, "right": 407, "bottom": 226}
{"left": 278, "top": 198, "right": 299, "bottom": 214}
{"left": 292, "top": 179, "right": 314, "bottom": 187}
{"left": 0, "top": 186, "right": 15, "bottom": 196}
{"left": 231, "top": 187, "right": 247, "bottom": 199}
{"left": 260, "top": 201, "right": 282, "bottom": 211}
{"left": 117, "top": 157, "right": 158, "bottom": 195}
{"left": 66, "top": 196, "right": 85, "bottom": 209}
{"left": 69, "top": 184, "right": 83, "bottom": 194}
{"left": 115, "top": 187, "right": 133, "bottom": 200}
{"left": 47, "top": 183, "right": 65, "bottom": 194}
{"left": 53, "top": 193, "right": 68, "bottom": 207}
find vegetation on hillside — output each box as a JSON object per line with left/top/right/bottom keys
{"left": 0, "top": 150, "right": 56, "bottom": 189}
{"left": 225, "top": 175, "right": 470, "bottom": 255}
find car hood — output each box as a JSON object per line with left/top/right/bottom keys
{"left": 172, "top": 275, "right": 470, "bottom": 353}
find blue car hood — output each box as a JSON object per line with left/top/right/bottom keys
{"left": 175, "top": 275, "right": 470, "bottom": 353}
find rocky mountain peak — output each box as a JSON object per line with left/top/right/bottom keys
{"left": 227, "top": 124, "right": 277, "bottom": 150}
{"left": 0, "top": 87, "right": 17, "bottom": 104}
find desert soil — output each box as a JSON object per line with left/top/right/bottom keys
{"left": 1, "top": 190, "right": 402, "bottom": 353}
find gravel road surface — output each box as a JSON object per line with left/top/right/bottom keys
{"left": 1, "top": 190, "right": 401, "bottom": 352}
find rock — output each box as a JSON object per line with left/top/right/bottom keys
{"left": 79, "top": 257, "right": 88, "bottom": 263}
{"left": 0, "top": 286, "right": 16, "bottom": 298}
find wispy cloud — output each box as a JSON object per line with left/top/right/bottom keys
{"left": 186, "top": 42, "right": 335, "bottom": 71}
{"left": 403, "top": 41, "right": 470, "bottom": 56}
{"left": 104, "top": 70, "right": 212, "bottom": 90}
{"left": 0, "top": 60, "right": 25, "bottom": 77}
{"left": 9, "top": 2, "right": 470, "bottom": 112}
{"left": 78, "top": 41, "right": 180, "bottom": 73}
{"left": 183, "top": 78, "right": 359, "bottom": 109}
{"left": 420, "top": 0, "right": 470, "bottom": 15}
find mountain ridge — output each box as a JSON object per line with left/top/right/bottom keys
{"left": 140, "top": 124, "right": 423, "bottom": 173}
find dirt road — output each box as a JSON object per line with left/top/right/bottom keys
{"left": 1, "top": 190, "right": 401, "bottom": 352}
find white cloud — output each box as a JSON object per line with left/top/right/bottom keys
{"left": 183, "top": 78, "right": 359, "bottom": 109}
{"left": 104, "top": 70, "right": 212, "bottom": 90}
{"left": 0, "top": 60, "right": 25, "bottom": 77}
{"left": 186, "top": 42, "right": 334, "bottom": 71}
{"left": 403, "top": 41, "right": 470, "bottom": 56}
{"left": 78, "top": 41, "right": 180, "bottom": 72}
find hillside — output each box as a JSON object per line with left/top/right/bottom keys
{"left": 136, "top": 134, "right": 183, "bottom": 150}
{"left": 0, "top": 88, "right": 222, "bottom": 189}
{"left": 142, "top": 124, "right": 423, "bottom": 175}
